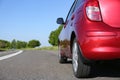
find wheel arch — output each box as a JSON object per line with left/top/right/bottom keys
{"left": 70, "top": 31, "right": 94, "bottom": 64}
{"left": 70, "top": 31, "right": 76, "bottom": 54}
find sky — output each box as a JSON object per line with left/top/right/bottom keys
{"left": 0, "top": 0, "right": 74, "bottom": 47}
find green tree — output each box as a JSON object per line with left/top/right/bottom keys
{"left": 28, "top": 40, "right": 41, "bottom": 48}
{"left": 16, "top": 40, "right": 27, "bottom": 49}
{"left": 11, "top": 39, "right": 17, "bottom": 49}
{"left": 0, "top": 40, "right": 10, "bottom": 48}
{"left": 48, "top": 25, "right": 63, "bottom": 46}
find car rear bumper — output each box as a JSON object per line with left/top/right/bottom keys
{"left": 78, "top": 31, "right": 120, "bottom": 60}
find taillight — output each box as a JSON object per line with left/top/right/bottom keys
{"left": 86, "top": 0, "right": 102, "bottom": 21}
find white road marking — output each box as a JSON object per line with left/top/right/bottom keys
{"left": 0, "top": 50, "right": 23, "bottom": 60}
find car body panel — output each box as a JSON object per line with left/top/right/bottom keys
{"left": 99, "top": 0, "right": 120, "bottom": 28}
{"left": 58, "top": 0, "right": 120, "bottom": 61}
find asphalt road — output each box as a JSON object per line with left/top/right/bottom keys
{"left": 0, "top": 50, "right": 120, "bottom": 80}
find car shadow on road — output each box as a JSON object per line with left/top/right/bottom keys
{"left": 63, "top": 60, "right": 120, "bottom": 78}
{"left": 90, "top": 61, "right": 120, "bottom": 78}
{"left": 66, "top": 60, "right": 72, "bottom": 64}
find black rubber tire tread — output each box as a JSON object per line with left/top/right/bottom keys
{"left": 58, "top": 46, "right": 67, "bottom": 63}
{"left": 72, "top": 38, "right": 91, "bottom": 78}
{"left": 59, "top": 56, "right": 67, "bottom": 63}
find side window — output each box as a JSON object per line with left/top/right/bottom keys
{"left": 65, "top": 0, "right": 77, "bottom": 22}
{"left": 75, "top": 0, "right": 83, "bottom": 10}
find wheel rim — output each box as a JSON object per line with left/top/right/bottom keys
{"left": 72, "top": 41, "right": 78, "bottom": 73}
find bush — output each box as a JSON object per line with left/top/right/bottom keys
{"left": 48, "top": 25, "right": 63, "bottom": 46}
{"left": 16, "top": 40, "right": 27, "bottom": 49}
{"left": 0, "top": 40, "right": 10, "bottom": 48}
{"left": 28, "top": 40, "right": 41, "bottom": 48}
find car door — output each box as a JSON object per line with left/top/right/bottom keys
{"left": 63, "top": 0, "right": 77, "bottom": 57}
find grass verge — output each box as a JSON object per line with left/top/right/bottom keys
{"left": 0, "top": 48, "right": 9, "bottom": 52}
{"left": 38, "top": 46, "right": 58, "bottom": 51}
{"left": 21, "top": 46, "right": 58, "bottom": 51}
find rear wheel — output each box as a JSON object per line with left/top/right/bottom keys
{"left": 72, "top": 38, "right": 91, "bottom": 78}
{"left": 58, "top": 46, "right": 67, "bottom": 63}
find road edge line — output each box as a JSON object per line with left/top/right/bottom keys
{"left": 0, "top": 50, "right": 23, "bottom": 60}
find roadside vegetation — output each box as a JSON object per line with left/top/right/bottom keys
{"left": 38, "top": 46, "right": 58, "bottom": 51}
{"left": 48, "top": 25, "right": 63, "bottom": 46}
{"left": 0, "top": 39, "right": 40, "bottom": 51}
{"left": 17, "top": 46, "right": 58, "bottom": 51}
{"left": 0, "top": 25, "right": 62, "bottom": 51}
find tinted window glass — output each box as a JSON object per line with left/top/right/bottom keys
{"left": 75, "top": 0, "right": 83, "bottom": 10}
{"left": 66, "top": 0, "right": 77, "bottom": 21}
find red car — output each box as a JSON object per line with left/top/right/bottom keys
{"left": 57, "top": 0, "right": 120, "bottom": 78}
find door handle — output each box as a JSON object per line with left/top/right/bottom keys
{"left": 71, "top": 15, "right": 75, "bottom": 20}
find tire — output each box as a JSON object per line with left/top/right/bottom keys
{"left": 58, "top": 46, "right": 67, "bottom": 63}
{"left": 72, "top": 38, "right": 91, "bottom": 78}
